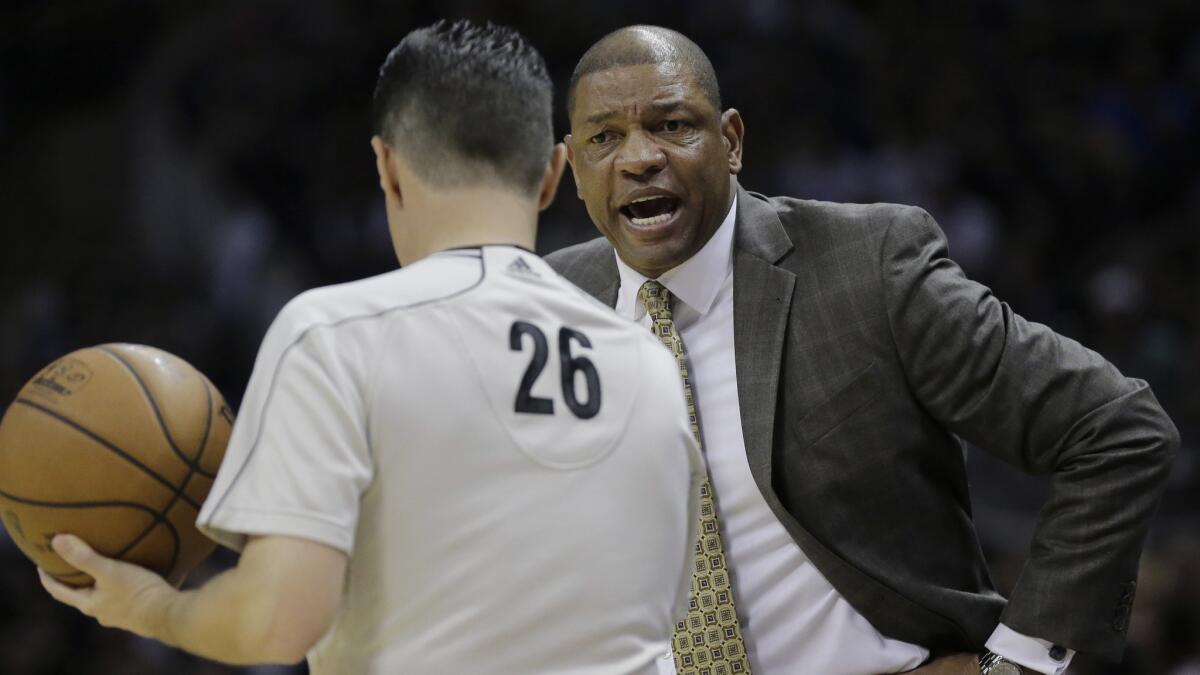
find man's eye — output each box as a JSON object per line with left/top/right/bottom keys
{"left": 662, "top": 120, "right": 685, "bottom": 132}
{"left": 589, "top": 132, "right": 609, "bottom": 144}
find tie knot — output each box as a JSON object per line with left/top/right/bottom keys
{"left": 638, "top": 280, "right": 672, "bottom": 321}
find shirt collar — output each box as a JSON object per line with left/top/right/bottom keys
{"left": 614, "top": 193, "right": 737, "bottom": 320}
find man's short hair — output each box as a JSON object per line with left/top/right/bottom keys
{"left": 372, "top": 20, "right": 553, "bottom": 194}
{"left": 566, "top": 26, "right": 722, "bottom": 121}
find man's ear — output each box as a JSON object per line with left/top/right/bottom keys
{"left": 563, "top": 134, "right": 583, "bottom": 199}
{"left": 537, "top": 143, "right": 569, "bottom": 211}
{"left": 719, "top": 109, "right": 745, "bottom": 175}
{"left": 370, "top": 135, "right": 403, "bottom": 208}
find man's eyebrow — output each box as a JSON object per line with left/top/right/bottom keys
{"left": 584, "top": 110, "right": 618, "bottom": 126}
{"left": 649, "top": 99, "right": 689, "bottom": 113}
{"left": 582, "top": 99, "right": 695, "bottom": 127}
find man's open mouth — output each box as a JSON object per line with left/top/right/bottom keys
{"left": 619, "top": 195, "right": 681, "bottom": 226}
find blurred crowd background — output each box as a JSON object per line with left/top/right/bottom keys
{"left": 1, "top": 1, "right": 1197, "bottom": 673}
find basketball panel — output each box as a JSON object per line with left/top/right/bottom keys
{"left": 0, "top": 401, "right": 178, "bottom": 507}
{"left": 14, "top": 347, "right": 190, "bottom": 488}
{"left": 102, "top": 344, "right": 215, "bottom": 471}
{"left": 196, "top": 373, "right": 234, "bottom": 477}
{"left": 0, "top": 502, "right": 159, "bottom": 586}
{"left": 183, "top": 473, "right": 215, "bottom": 516}
{"left": 162, "top": 499, "right": 218, "bottom": 587}
{"left": 118, "top": 518, "right": 184, "bottom": 585}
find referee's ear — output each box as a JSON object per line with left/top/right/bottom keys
{"left": 537, "top": 143, "right": 568, "bottom": 211}
{"left": 371, "top": 135, "right": 404, "bottom": 209}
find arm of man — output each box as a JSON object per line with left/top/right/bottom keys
{"left": 40, "top": 533, "right": 346, "bottom": 665}
{"left": 880, "top": 206, "right": 1179, "bottom": 666}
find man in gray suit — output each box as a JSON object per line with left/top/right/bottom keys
{"left": 546, "top": 26, "right": 1178, "bottom": 675}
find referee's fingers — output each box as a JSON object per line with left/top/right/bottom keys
{"left": 51, "top": 534, "right": 112, "bottom": 579}
{"left": 38, "top": 567, "right": 94, "bottom": 612}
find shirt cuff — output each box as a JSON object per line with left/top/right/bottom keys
{"left": 985, "top": 623, "right": 1074, "bottom": 675}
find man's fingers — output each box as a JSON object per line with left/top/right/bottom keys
{"left": 38, "top": 568, "right": 94, "bottom": 612}
{"left": 51, "top": 534, "right": 109, "bottom": 578}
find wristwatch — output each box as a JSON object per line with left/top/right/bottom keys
{"left": 978, "top": 651, "right": 1026, "bottom": 675}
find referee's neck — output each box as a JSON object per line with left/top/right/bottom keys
{"left": 393, "top": 187, "right": 539, "bottom": 266}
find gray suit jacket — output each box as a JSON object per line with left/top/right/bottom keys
{"left": 545, "top": 185, "right": 1178, "bottom": 659}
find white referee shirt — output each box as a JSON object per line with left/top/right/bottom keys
{"left": 613, "top": 196, "right": 1072, "bottom": 675}
{"left": 197, "top": 246, "right": 704, "bottom": 675}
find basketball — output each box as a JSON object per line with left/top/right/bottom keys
{"left": 0, "top": 344, "right": 233, "bottom": 588}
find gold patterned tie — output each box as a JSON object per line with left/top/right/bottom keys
{"left": 638, "top": 280, "right": 752, "bottom": 675}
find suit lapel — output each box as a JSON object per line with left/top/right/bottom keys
{"left": 555, "top": 242, "right": 620, "bottom": 308}
{"left": 732, "top": 186, "right": 796, "bottom": 484}
{"left": 597, "top": 279, "right": 619, "bottom": 309}
{"left": 554, "top": 188, "right": 796, "bottom": 486}
{"left": 577, "top": 275, "right": 619, "bottom": 309}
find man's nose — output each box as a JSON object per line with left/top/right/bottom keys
{"left": 614, "top": 129, "right": 665, "bottom": 179}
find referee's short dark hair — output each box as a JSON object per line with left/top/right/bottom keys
{"left": 372, "top": 20, "right": 553, "bottom": 195}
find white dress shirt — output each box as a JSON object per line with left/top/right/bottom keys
{"left": 613, "top": 195, "right": 1074, "bottom": 675}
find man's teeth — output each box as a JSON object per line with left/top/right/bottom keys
{"left": 630, "top": 211, "right": 673, "bottom": 226}
{"left": 626, "top": 196, "right": 676, "bottom": 225}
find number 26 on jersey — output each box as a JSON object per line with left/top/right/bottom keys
{"left": 509, "top": 321, "right": 601, "bottom": 420}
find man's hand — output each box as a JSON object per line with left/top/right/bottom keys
{"left": 39, "top": 533, "right": 344, "bottom": 665}
{"left": 904, "top": 653, "right": 981, "bottom": 674}
{"left": 38, "top": 534, "right": 177, "bottom": 642}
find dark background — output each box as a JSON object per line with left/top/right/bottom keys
{"left": 1, "top": 1, "right": 1197, "bottom": 673}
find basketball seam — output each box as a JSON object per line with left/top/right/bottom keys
{"left": 95, "top": 345, "right": 217, "bottom": 479}
{"left": 0, "top": 485, "right": 180, "bottom": 577}
{"left": 117, "top": 378, "right": 214, "bottom": 579}
{"left": 12, "top": 398, "right": 201, "bottom": 511}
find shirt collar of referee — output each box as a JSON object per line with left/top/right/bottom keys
{"left": 614, "top": 193, "right": 737, "bottom": 321}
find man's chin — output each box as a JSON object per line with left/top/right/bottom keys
{"left": 615, "top": 238, "right": 694, "bottom": 279}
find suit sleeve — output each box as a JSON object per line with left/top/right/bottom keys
{"left": 879, "top": 206, "right": 1178, "bottom": 658}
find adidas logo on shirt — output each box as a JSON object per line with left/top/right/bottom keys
{"left": 506, "top": 256, "right": 540, "bottom": 279}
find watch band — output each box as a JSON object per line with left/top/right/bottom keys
{"left": 979, "top": 650, "right": 1026, "bottom": 675}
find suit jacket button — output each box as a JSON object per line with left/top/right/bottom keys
{"left": 1049, "top": 645, "right": 1067, "bottom": 661}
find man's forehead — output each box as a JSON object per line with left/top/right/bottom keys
{"left": 574, "top": 63, "right": 706, "bottom": 118}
